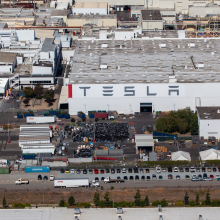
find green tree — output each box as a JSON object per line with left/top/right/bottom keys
{"left": 205, "top": 190, "right": 211, "bottom": 205}
{"left": 59, "top": 197, "right": 65, "bottom": 207}
{"left": 93, "top": 190, "right": 100, "bottom": 207}
{"left": 104, "top": 190, "right": 110, "bottom": 207}
{"left": 23, "top": 87, "right": 35, "bottom": 98}
{"left": 195, "top": 193, "right": 199, "bottom": 205}
{"left": 23, "top": 98, "right": 29, "bottom": 106}
{"left": 190, "top": 111, "right": 199, "bottom": 135}
{"left": 160, "top": 199, "right": 168, "bottom": 207}
{"left": 134, "top": 189, "right": 141, "bottom": 206}
{"left": 144, "top": 195, "right": 150, "bottom": 206}
{"left": 34, "top": 83, "right": 43, "bottom": 96}
{"left": 43, "top": 89, "right": 54, "bottom": 104}
{"left": 68, "top": 196, "right": 75, "bottom": 206}
{"left": 184, "top": 191, "right": 189, "bottom": 205}
{"left": 2, "top": 196, "right": 6, "bottom": 208}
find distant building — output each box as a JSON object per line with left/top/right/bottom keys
{"left": 0, "top": 52, "right": 18, "bottom": 73}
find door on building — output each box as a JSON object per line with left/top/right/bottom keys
{"left": 140, "top": 103, "right": 152, "bottom": 112}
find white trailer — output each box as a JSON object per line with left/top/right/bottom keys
{"left": 19, "top": 131, "right": 52, "bottom": 137}
{"left": 26, "top": 116, "right": 55, "bottom": 124}
{"left": 19, "top": 139, "right": 50, "bottom": 147}
{"left": 22, "top": 146, "right": 55, "bottom": 154}
{"left": 21, "top": 143, "right": 55, "bottom": 149}
{"left": 19, "top": 129, "right": 52, "bottom": 137}
{"left": 54, "top": 178, "right": 89, "bottom": 188}
{"left": 20, "top": 125, "right": 50, "bottom": 131}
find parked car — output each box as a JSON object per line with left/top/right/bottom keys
{"left": 106, "top": 168, "right": 110, "bottom": 173}
{"left": 203, "top": 173, "right": 208, "bottom": 178}
{"left": 190, "top": 167, "right": 195, "bottom": 172}
{"left": 217, "top": 178, "right": 220, "bottom": 181}
{"left": 185, "top": 175, "right": 190, "bottom": 180}
{"left": 179, "top": 168, "right": 184, "bottom": 172}
{"left": 146, "top": 168, "right": 150, "bottom": 173}
{"left": 111, "top": 169, "right": 115, "bottom": 174}
{"left": 210, "top": 174, "right": 214, "bottom": 179}
{"left": 60, "top": 169, "right": 64, "bottom": 173}
{"left": 77, "top": 169, "right": 81, "bottom": 174}
{"left": 140, "top": 169, "right": 144, "bottom": 173}
{"left": 174, "top": 167, "right": 178, "bottom": 172}
{"left": 38, "top": 175, "right": 42, "bottom": 180}
{"left": 196, "top": 168, "right": 200, "bottom": 172}
{"left": 65, "top": 169, "right": 70, "bottom": 173}
{"left": 162, "top": 168, "right": 167, "bottom": 172}
{"left": 176, "top": 175, "right": 180, "bottom": 180}
{"left": 117, "top": 176, "right": 121, "bottom": 179}
{"left": 135, "top": 175, "right": 139, "bottom": 180}
{"left": 117, "top": 169, "right": 121, "bottom": 173}
{"left": 83, "top": 169, "right": 87, "bottom": 174}
{"left": 147, "top": 176, "right": 151, "bottom": 180}
{"left": 159, "top": 175, "right": 163, "bottom": 180}
{"left": 192, "top": 177, "right": 202, "bottom": 181}
{"left": 203, "top": 177, "right": 213, "bottom": 181}
{"left": 134, "top": 167, "right": 138, "bottom": 173}
{"left": 95, "top": 177, "right": 99, "bottom": 182}
{"left": 128, "top": 168, "right": 132, "bottom": 173}
{"left": 198, "top": 174, "right": 202, "bottom": 178}
{"left": 89, "top": 169, "right": 93, "bottom": 174}
{"left": 202, "top": 167, "right": 206, "bottom": 172}
{"left": 43, "top": 176, "right": 48, "bottom": 181}
{"left": 213, "top": 167, "right": 217, "bottom": 172}
{"left": 100, "top": 169, "right": 105, "bottom": 174}
{"left": 168, "top": 174, "right": 173, "bottom": 179}
{"left": 70, "top": 169, "right": 75, "bottom": 174}
{"left": 124, "top": 176, "right": 128, "bottom": 180}
{"left": 185, "top": 168, "right": 189, "bottom": 172}
{"left": 207, "top": 167, "right": 212, "bottom": 172}
{"left": 218, "top": 167, "right": 220, "bottom": 172}
{"left": 141, "top": 175, "right": 145, "bottom": 180}
{"left": 129, "top": 176, "right": 134, "bottom": 180}
{"left": 94, "top": 169, "right": 99, "bottom": 174}
{"left": 122, "top": 168, "right": 127, "bottom": 173}
{"left": 168, "top": 167, "right": 172, "bottom": 172}
{"left": 152, "top": 174, "right": 157, "bottom": 180}
{"left": 50, "top": 175, "right": 55, "bottom": 181}
{"left": 101, "top": 177, "right": 105, "bottom": 181}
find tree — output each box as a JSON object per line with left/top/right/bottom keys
{"left": 190, "top": 111, "right": 199, "bottom": 135}
{"left": 205, "top": 190, "right": 211, "bottom": 205}
{"left": 144, "top": 195, "right": 150, "bottom": 206}
{"left": 34, "top": 83, "right": 43, "bottom": 96}
{"left": 134, "top": 189, "right": 141, "bottom": 206}
{"left": 43, "top": 89, "right": 54, "bottom": 104}
{"left": 59, "top": 197, "right": 65, "bottom": 207}
{"left": 23, "top": 87, "right": 35, "bottom": 98}
{"left": 23, "top": 98, "right": 29, "bottom": 106}
{"left": 68, "top": 196, "right": 75, "bottom": 206}
{"left": 195, "top": 193, "right": 199, "bottom": 205}
{"left": 184, "top": 191, "right": 189, "bottom": 205}
{"left": 93, "top": 190, "right": 100, "bottom": 207}
{"left": 2, "top": 196, "right": 6, "bottom": 208}
{"left": 104, "top": 191, "right": 110, "bottom": 207}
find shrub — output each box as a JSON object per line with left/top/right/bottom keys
{"left": 210, "top": 199, "right": 220, "bottom": 207}
{"left": 111, "top": 186, "right": 114, "bottom": 190}
{"left": 68, "top": 196, "right": 75, "bottom": 206}
{"left": 59, "top": 197, "right": 65, "bottom": 207}
{"left": 152, "top": 200, "right": 160, "bottom": 206}
{"left": 24, "top": 203, "right": 31, "bottom": 207}
{"left": 101, "top": 186, "right": 103, "bottom": 190}
{"left": 12, "top": 203, "right": 25, "bottom": 208}
{"left": 140, "top": 200, "right": 146, "bottom": 207}
{"left": 175, "top": 201, "right": 184, "bottom": 206}
{"left": 189, "top": 201, "right": 196, "bottom": 206}
{"left": 75, "top": 202, "right": 91, "bottom": 208}
{"left": 35, "top": 96, "right": 42, "bottom": 99}
{"left": 160, "top": 199, "right": 168, "bottom": 207}
{"left": 99, "top": 200, "right": 105, "bottom": 208}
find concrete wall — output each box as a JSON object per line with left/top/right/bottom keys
{"left": 16, "top": 30, "right": 35, "bottom": 41}
{"left": 72, "top": 8, "right": 107, "bottom": 15}
{"left": 67, "top": 18, "right": 117, "bottom": 27}
{"left": 198, "top": 119, "right": 220, "bottom": 139}
{"left": 142, "top": 21, "right": 163, "bottom": 30}
{"left": 32, "top": 66, "right": 53, "bottom": 75}
{"left": 68, "top": 83, "right": 220, "bottom": 115}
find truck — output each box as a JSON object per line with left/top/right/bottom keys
{"left": 15, "top": 178, "right": 29, "bottom": 185}
{"left": 91, "top": 180, "right": 100, "bottom": 187}
{"left": 104, "top": 177, "right": 125, "bottom": 184}
{"left": 54, "top": 178, "right": 90, "bottom": 188}
{"left": 26, "top": 116, "right": 55, "bottom": 124}
{"left": 95, "top": 112, "right": 115, "bottom": 120}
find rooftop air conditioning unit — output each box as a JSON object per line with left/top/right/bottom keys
{"left": 188, "top": 43, "right": 195, "bottom": 48}
{"left": 158, "top": 205, "right": 162, "bottom": 212}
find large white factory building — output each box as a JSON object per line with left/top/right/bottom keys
{"left": 66, "top": 36, "right": 220, "bottom": 115}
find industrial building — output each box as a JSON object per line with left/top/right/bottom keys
{"left": 66, "top": 36, "right": 220, "bottom": 115}
{"left": 197, "top": 107, "right": 220, "bottom": 140}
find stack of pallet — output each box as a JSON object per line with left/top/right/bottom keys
{"left": 154, "top": 146, "right": 167, "bottom": 153}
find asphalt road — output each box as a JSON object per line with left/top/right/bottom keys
{"left": 0, "top": 170, "right": 219, "bottom": 190}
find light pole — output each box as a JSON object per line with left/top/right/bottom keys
{"left": 43, "top": 195, "right": 44, "bottom": 204}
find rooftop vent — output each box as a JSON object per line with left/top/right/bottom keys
{"left": 158, "top": 205, "right": 162, "bottom": 212}
{"left": 74, "top": 208, "right": 81, "bottom": 215}
{"left": 101, "top": 44, "right": 108, "bottom": 48}
{"left": 117, "top": 208, "right": 123, "bottom": 214}
{"left": 159, "top": 44, "right": 166, "bottom": 48}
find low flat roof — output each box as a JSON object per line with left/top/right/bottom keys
{"left": 51, "top": 9, "right": 69, "bottom": 16}
{"left": 0, "top": 78, "right": 8, "bottom": 88}
{"left": 0, "top": 52, "right": 17, "bottom": 63}
{"left": 141, "top": 10, "right": 162, "bottom": 21}
{"left": 72, "top": 2, "right": 107, "bottom": 9}
{"left": 68, "top": 14, "right": 117, "bottom": 19}
{"left": 197, "top": 106, "right": 220, "bottom": 120}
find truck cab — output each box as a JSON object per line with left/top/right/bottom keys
{"left": 91, "top": 180, "right": 100, "bottom": 187}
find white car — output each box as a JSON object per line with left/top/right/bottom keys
{"left": 156, "top": 167, "right": 161, "bottom": 173}
{"left": 174, "top": 167, "right": 179, "bottom": 172}
{"left": 70, "top": 169, "right": 75, "bottom": 173}
{"left": 50, "top": 175, "right": 55, "bottom": 181}
{"left": 122, "top": 168, "right": 127, "bottom": 173}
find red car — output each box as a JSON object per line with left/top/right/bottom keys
{"left": 94, "top": 169, "right": 99, "bottom": 174}
{"left": 100, "top": 169, "right": 105, "bottom": 174}
{"left": 210, "top": 174, "right": 214, "bottom": 179}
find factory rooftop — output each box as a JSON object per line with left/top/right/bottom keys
{"left": 141, "top": 10, "right": 162, "bottom": 21}
{"left": 72, "top": 2, "right": 108, "bottom": 9}
{"left": 0, "top": 207, "right": 220, "bottom": 220}
{"left": 197, "top": 107, "right": 220, "bottom": 120}
{"left": 68, "top": 38, "right": 220, "bottom": 84}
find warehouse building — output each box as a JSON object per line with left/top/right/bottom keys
{"left": 66, "top": 37, "right": 220, "bottom": 115}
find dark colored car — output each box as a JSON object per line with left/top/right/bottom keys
{"left": 83, "top": 169, "right": 87, "bottom": 174}
{"left": 95, "top": 177, "right": 99, "bottom": 182}
{"left": 159, "top": 175, "right": 163, "bottom": 180}
{"left": 146, "top": 168, "right": 150, "bottom": 173}
{"left": 141, "top": 175, "right": 145, "bottom": 180}
{"left": 135, "top": 175, "right": 139, "bottom": 180}
{"left": 179, "top": 168, "right": 184, "bottom": 172}
{"left": 117, "top": 169, "right": 121, "bottom": 173}
{"left": 117, "top": 176, "right": 121, "bottom": 179}
{"left": 185, "top": 175, "right": 190, "bottom": 180}
{"left": 152, "top": 174, "right": 157, "bottom": 180}
{"left": 43, "top": 176, "right": 48, "bottom": 181}
{"left": 101, "top": 177, "right": 105, "bottom": 181}
{"left": 168, "top": 174, "right": 173, "bottom": 179}
{"left": 213, "top": 167, "right": 217, "bottom": 172}
{"left": 111, "top": 169, "right": 115, "bottom": 174}
{"left": 176, "top": 175, "right": 180, "bottom": 180}
{"left": 100, "top": 169, "right": 104, "bottom": 174}
{"left": 196, "top": 168, "right": 200, "bottom": 172}
{"left": 129, "top": 176, "right": 134, "bottom": 180}
{"left": 168, "top": 167, "right": 172, "bottom": 172}
{"left": 128, "top": 168, "right": 132, "bottom": 173}
{"left": 198, "top": 174, "right": 202, "bottom": 178}
{"left": 106, "top": 168, "right": 110, "bottom": 173}
{"left": 134, "top": 167, "right": 139, "bottom": 173}
{"left": 124, "top": 176, "right": 128, "bottom": 180}
{"left": 77, "top": 169, "right": 81, "bottom": 174}
{"left": 202, "top": 167, "right": 206, "bottom": 172}
{"left": 38, "top": 175, "right": 42, "bottom": 180}
{"left": 147, "top": 176, "right": 151, "bottom": 180}
{"left": 185, "top": 168, "right": 189, "bottom": 172}
{"left": 203, "top": 173, "right": 208, "bottom": 178}
{"left": 60, "top": 169, "right": 64, "bottom": 173}
{"left": 89, "top": 169, "right": 93, "bottom": 174}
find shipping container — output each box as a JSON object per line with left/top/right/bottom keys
{"left": 95, "top": 112, "right": 108, "bottom": 119}
{"left": 0, "top": 167, "right": 10, "bottom": 174}
{"left": 54, "top": 178, "right": 89, "bottom": 188}
{"left": 25, "top": 166, "right": 50, "bottom": 173}
{"left": 26, "top": 116, "right": 55, "bottom": 124}
{"left": 22, "top": 154, "right": 36, "bottom": 159}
